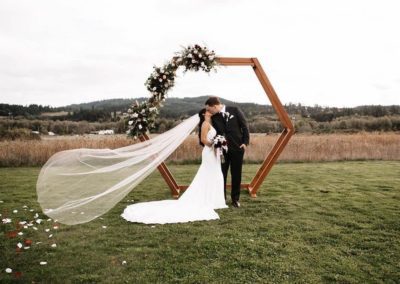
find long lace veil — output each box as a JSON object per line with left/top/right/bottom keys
{"left": 36, "top": 114, "right": 200, "bottom": 225}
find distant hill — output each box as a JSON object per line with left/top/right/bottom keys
{"left": 60, "top": 96, "right": 273, "bottom": 119}
{"left": 1, "top": 97, "right": 399, "bottom": 135}
{"left": 1, "top": 97, "right": 399, "bottom": 123}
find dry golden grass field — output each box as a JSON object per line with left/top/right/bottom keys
{"left": 0, "top": 132, "right": 398, "bottom": 167}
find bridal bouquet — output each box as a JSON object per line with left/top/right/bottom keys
{"left": 213, "top": 135, "right": 228, "bottom": 163}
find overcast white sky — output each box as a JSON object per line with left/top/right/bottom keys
{"left": 0, "top": 0, "right": 399, "bottom": 107}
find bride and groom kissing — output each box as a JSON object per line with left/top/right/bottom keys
{"left": 121, "top": 96, "right": 250, "bottom": 224}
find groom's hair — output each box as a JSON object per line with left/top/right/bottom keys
{"left": 205, "top": 96, "right": 221, "bottom": 106}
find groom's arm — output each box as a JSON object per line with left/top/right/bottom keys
{"left": 235, "top": 107, "right": 250, "bottom": 146}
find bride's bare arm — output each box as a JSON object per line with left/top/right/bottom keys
{"left": 201, "top": 122, "right": 213, "bottom": 147}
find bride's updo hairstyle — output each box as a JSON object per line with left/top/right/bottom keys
{"left": 198, "top": 108, "right": 206, "bottom": 147}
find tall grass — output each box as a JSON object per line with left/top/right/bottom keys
{"left": 0, "top": 133, "right": 399, "bottom": 167}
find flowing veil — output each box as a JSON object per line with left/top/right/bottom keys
{"left": 36, "top": 114, "right": 200, "bottom": 225}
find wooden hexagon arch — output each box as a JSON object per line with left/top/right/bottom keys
{"left": 139, "top": 57, "right": 294, "bottom": 198}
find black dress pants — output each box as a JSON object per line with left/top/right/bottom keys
{"left": 221, "top": 149, "right": 244, "bottom": 202}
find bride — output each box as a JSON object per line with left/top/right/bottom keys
{"left": 36, "top": 108, "right": 227, "bottom": 226}
{"left": 121, "top": 108, "right": 228, "bottom": 224}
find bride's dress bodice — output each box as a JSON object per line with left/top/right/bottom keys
{"left": 121, "top": 123, "right": 228, "bottom": 224}
{"left": 206, "top": 125, "right": 217, "bottom": 144}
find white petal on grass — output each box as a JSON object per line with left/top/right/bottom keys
{"left": 33, "top": 227, "right": 38, "bottom": 230}
{"left": 122, "top": 261, "right": 127, "bottom": 265}
{"left": 102, "top": 226, "right": 107, "bottom": 229}
{"left": 49, "top": 234, "right": 53, "bottom": 238}
{"left": 34, "top": 213, "right": 39, "bottom": 218}
{"left": 17, "top": 242, "right": 22, "bottom": 248}
{"left": 24, "top": 246, "right": 30, "bottom": 250}
{"left": 40, "top": 261, "right": 47, "bottom": 265}
{"left": 18, "top": 232, "right": 23, "bottom": 236}
{"left": 45, "top": 229, "right": 50, "bottom": 232}
{"left": 5, "top": 268, "right": 12, "bottom": 273}
{"left": 51, "top": 244, "right": 57, "bottom": 248}
{"left": 13, "top": 210, "right": 18, "bottom": 213}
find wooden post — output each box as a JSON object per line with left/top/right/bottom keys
{"left": 139, "top": 133, "right": 180, "bottom": 198}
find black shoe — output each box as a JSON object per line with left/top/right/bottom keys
{"left": 231, "top": 200, "right": 241, "bottom": 208}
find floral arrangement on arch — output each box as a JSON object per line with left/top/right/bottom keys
{"left": 124, "top": 44, "right": 219, "bottom": 139}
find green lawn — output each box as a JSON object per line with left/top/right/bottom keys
{"left": 1, "top": 162, "right": 399, "bottom": 283}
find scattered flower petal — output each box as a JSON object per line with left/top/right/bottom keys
{"left": 36, "top": 219, "right": 42, "bottom": 224}
{"left": 51, "top": 244, "right": 57, "bottom": 248}
{"left": 49, "top": 234, "right": 53, "bottom": 238}
{"left": 6, "top": 231, "right": 17, "bottom": 238}
{"left": 18, "top": 232, "right": 23, "bottom": 236}
{"left": 24, "top": 246, "right": 30, "bottom": 250}
{"left": 102, "top": 226, "right": 107, "bottom": 229}
{"left": 17, "top": 242, "right": 22, "bottom": 249}
{"left": 33, "top": 227, "right": 38, "bottom": 230}
{"left": 45, "top": 229, "right": 50, "bottom": 232}
{"left": 2, "top": 218, "right": 12, "bottom": 224}
{"left": 122, "top": 260, "right": 127, "bottom": 265}
{"left": 40, "top": 261, "right": 47, "bottom": 265}
{"left": 34, "top": 213, "right": 39, "bottom": 218}
{"left": 5, "top": 268, "right": 12, "bottom": 273}
{"left": 13, "top": 210, "right": 18, "bottom": 213}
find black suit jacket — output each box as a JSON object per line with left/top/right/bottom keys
{"left": 211, "top": 106, "right": 250, "bottom": 152}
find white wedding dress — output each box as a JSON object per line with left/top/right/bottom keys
{"left": 121, "top": 125, "right": 228, "bottom": 224}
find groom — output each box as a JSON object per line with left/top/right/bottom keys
{"left": 205, "top": 96, "right": 250, "bottom": 208}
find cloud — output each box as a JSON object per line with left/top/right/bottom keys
{"left": 0, "top": 0, "right": 399, "bottom": 107}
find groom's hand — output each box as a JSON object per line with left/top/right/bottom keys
{"left": 240, "top": 144, "right": 247, "bottom": 151}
